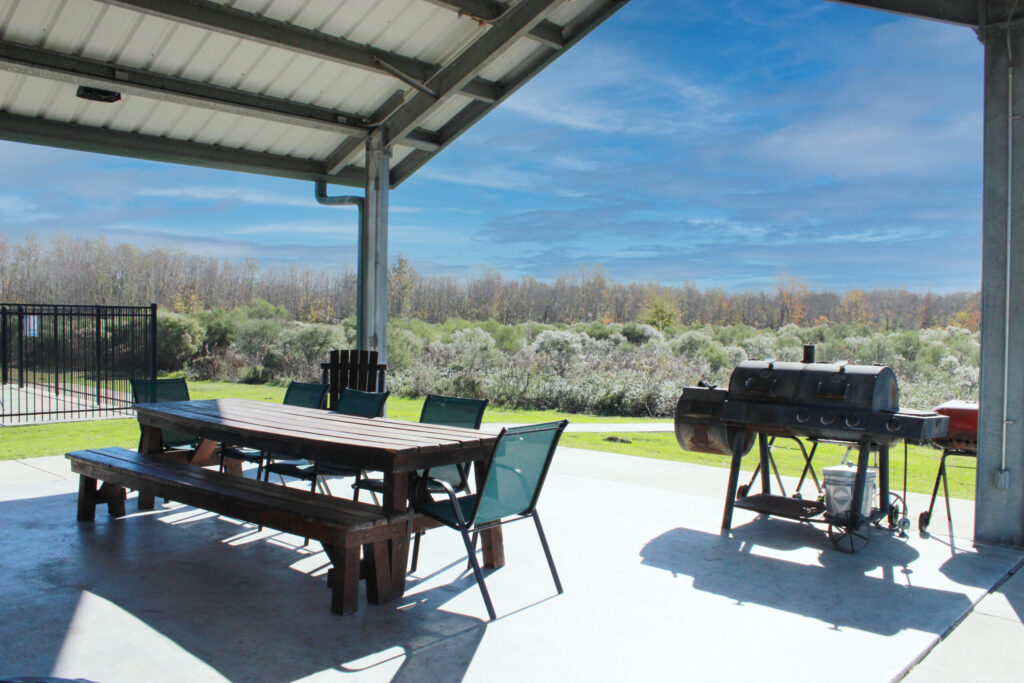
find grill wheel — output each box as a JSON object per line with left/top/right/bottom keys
{"left": 828, "top": 521, "right": 872, "bottom": 553}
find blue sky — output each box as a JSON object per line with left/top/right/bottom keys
{"left": 0, "top": 0, "right": 984, "bottom": 292}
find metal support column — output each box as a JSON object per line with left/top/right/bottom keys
{"left": 357, "top": 130, "right": 391, "bottom": 363}
{"left": 978, "top": 19, "right": 1024, "bottom": 546}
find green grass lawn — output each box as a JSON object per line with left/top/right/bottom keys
{"left": 1, "top": 380, "right": 969, "bottom": 502}
{"left": 0, "top": 380, "right": 668, "bottom": 462}
{"left": 560, "top": 432, "right": 975, "bottom": 501}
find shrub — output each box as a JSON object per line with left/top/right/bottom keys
{"left": 194, "top": 308, "right": 241, "bottom": 354}
{"left": 448, "top": 328, "right": 501, "bottom": 375}
{"left": 387, "top": 326, "right": 424, "bottom": 373}
{"left": 532, "top": 329, "right": 584, "bottom": 376}
{"left": 492, "top": 324, "right": 526, "bottom": 353}
{"left": 156, "top": 312, "right": 204, "bottom": 371}
{"left": 621, "top": 322, "right": 662, "bottom": 345}
{"left": 740, "top": 334, "right": 775, "bottom": 360}
{"left": 235, "top": 318, "right": 284, "bottom": 368}
{"left": 699, "top": 342, "right": 730, "bottom": 376}
{"left": 244, "top": 298, "right": 288, "bottom": 320}
{"left": 671, "top": 329, "right": 712, "bottom": 357}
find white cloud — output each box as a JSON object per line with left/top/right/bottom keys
{"left": 136, "top": 186, "right": 317, "bottom": 208}
{"left": 0, "top": 194, "right": 55, "bottom": 221}
{"left": 418, "top": 165, "right": 545, "bottom": 191}
{"left": 229, "top": 221, "right": 357, "bottom": 237}
{"left": 501, "top": 42, "right": 731, "bottom": 136}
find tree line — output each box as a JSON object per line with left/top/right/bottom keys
{"left": 0, "top": 234, "right": 980, "bottom": 331}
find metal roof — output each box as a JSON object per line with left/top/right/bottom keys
{"left": 832, "top": 0, "right": 994, "bottom": 26}
{"left": 0, "top": 0, "right": 628, "bottom": 188}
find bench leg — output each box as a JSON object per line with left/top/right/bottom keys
{"left": 79, "top": 476, "right": 127, "bottom": 519}
{"left": 97, "top": 482, "right": 127, "bottom": 517}
{"left": 138, "top": 491, "right": 155, "bottom": 510}
{"left": 361, "top": 522, "right": 413, "bottom": 604}
{"left": 323, "top": 543, "right": 360, "bottom": 616}
{"left": 77, "top": 475, "right": 98, "bottom": 522}
{"left": 364, "top": 540, "right": 393, "bottom": 604}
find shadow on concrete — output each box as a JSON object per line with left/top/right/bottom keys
{"left": 0, "top": 491, "right": 485, "bottom": 681}
{"left": 940, "top": 548, "right": 1024, "bottom": 623}
{"left": 640, "top": 517, "right": 976, "bottom": 636}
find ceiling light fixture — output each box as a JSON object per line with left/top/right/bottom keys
{"left": 76, "top": 86, "right": 121, "bottom": 103}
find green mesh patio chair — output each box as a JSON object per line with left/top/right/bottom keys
{"left": 354, "top": 394, "right": 488, "bottom": 571}
{"left": 414, "top": 420, "right": 568, "bottom": 621}
{"left": 220, "top": 381, "right": 328, "bottom": 478}
{"left": 129, "top": 378, "right": 199, "bottom": 453}
{"left": 262, "top": 388, "right": 389, "bottom": 500}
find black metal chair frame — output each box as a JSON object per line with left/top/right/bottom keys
{"left": 415, "top": 420, "right": 567, "bottom": 621}
{"left": 262, "top": 388, "right": 388, "bottom": 503}
{"left": 220, "top": 381, "right": 329, "bottom": 479}
{"left": 128, "top": 377, "right": 198, "bottom": 452}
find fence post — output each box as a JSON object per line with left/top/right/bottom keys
{"left": 17, "top": 304, "right": 24, "bottom": 389}
{"left": 1, "top": 306, "right": 8, "bottom": 386}
{"left": 52, "top": 308, "right": 59, "bottom": 397}
{"left": 149, "top": 303, "right": 158, "bottom": 380}
{"left": 95, "top": 307, "right": 102, "bottom": 405}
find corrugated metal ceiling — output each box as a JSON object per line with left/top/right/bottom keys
{"left": 0, "top": 0, "right": 629, "bottom": 188}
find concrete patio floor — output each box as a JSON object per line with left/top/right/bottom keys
{"left": 0, "top": 447, "right": 1021, "bottom": 682}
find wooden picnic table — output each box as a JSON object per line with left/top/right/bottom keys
{"left": 132, "top": 398, "right": 501, "bottom": 605}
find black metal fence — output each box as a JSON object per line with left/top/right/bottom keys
{"left": 0, "top": 303, "right": 157, "bottom": 424}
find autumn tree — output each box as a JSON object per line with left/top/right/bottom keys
{"left": 389, "top": 255, "right": 417, "bottom": 318}
{"left": 838, "top": 290, "right": 870, "bottom": 326}
{"left": 775, "top": 272, "right": 808, "bottom": 327}
{"left": 642, "top": 292, "right": 681, "bottom": 330}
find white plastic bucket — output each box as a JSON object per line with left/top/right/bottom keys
{"left": 823, "top": 463, "right": 876, "bottom": 518}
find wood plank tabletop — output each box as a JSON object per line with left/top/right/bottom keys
{"left": 134, "top": 398, "right": 497, "bottom": 473}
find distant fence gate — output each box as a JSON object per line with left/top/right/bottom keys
{"left": 0, "top": 303, "right": 157, "bottom": 424}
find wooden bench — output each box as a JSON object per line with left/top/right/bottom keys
{"left": 66, "top": 447, "right": 413, "bottom": 615}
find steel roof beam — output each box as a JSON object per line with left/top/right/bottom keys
{"left": 0, "top": 41, "right": 367, "bottom": 137}
{"left": 389, "top": 0, "right": 630, "bottom": 185}
{"left": 96, "top": 0, "right": 504, "bottom": 103}
{"left": 427, "top": 0, "right": 567, "bottom": 48}
{"left": 325, "top": 91, "right": 407, "bottom": 175}
{"left": 825, "top": 1, "right": 980, "bottom": 26}
{"left": 0, "top": 111, "right": 363, "bottom": 187}
{"left": 377, "top": 0, "right": 562, "bottom": 157}
{"left": 0, "top": 41, "right": 445, "bottom": 153}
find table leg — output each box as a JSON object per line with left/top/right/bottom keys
{"left": 475, "top": 460, "right": 505, "bottom": 568}
{"left": 137, "top": 424, "right": 161, "bottom": 510}
{"left": 363, "top": 471, "right": 412, "bottom": 603}
{"left": 189, "top": 439, "right": 221, "bottom": 467}
{"left": 323, "top": 543, "right": 360, "bottom": 616}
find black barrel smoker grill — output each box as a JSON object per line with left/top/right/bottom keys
{"left": 675, "top": 347, "right": 949, "bottom": 552}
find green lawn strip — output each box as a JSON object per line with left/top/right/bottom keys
{"left": 0, "top": 418, "right": 140, "bottom": 462}
{"left": 177, "top": 383, "right": 668, "bottom": 425}
{"left": 0, "top": 380, "right": 668, "bottom": 461}
{"left": 559, "top": 432, "right": 976, "bottom": 501}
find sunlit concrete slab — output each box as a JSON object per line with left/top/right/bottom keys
{"left": 0, "top": 447, "right": 1019, "bottom": 682}
{"left": 0, "top": 459, "right": 66, "bottom": 487}
{"left": 13, "top": 453, "right": 77, "bottom": 479}
{"left": 903, "top": 569, "right": 1024, "bottom": 683}
{"left": 1, "top": 384, "right": 132, "bottom": 425}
